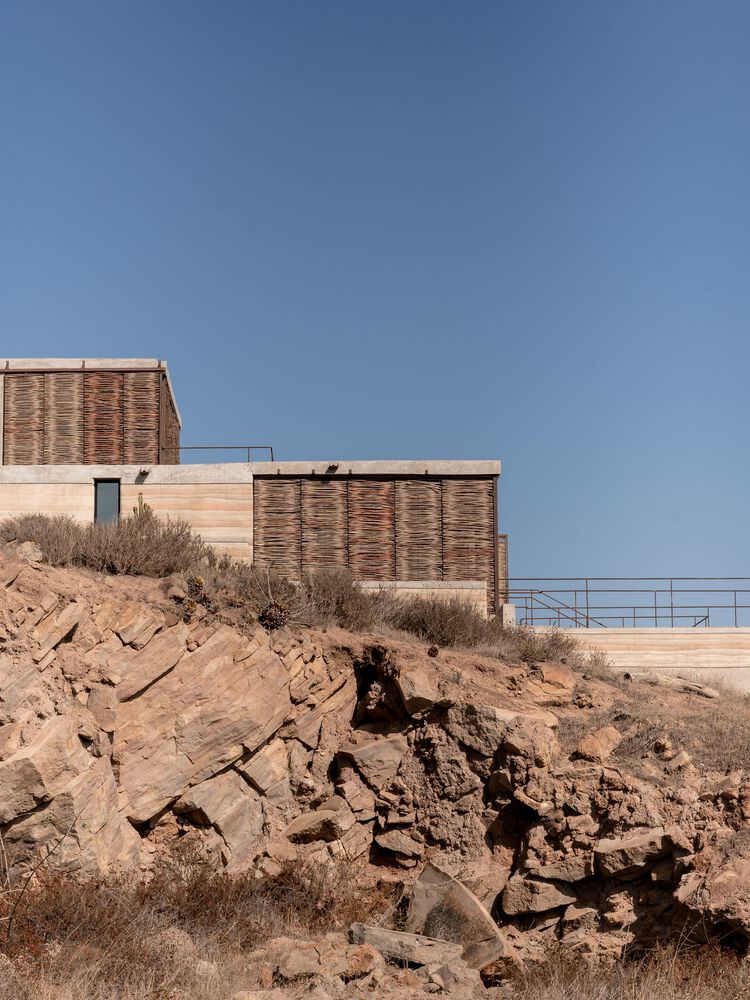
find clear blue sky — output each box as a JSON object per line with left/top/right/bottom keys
{"left": 2, "top": 1, "right": 749, "bottom": 577}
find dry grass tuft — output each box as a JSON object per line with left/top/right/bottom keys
{"left": 557, "top": 672, "right": 750, "bottom": 774}
{"left": 0, "top": 855, "right": 394, "bottom": 999}
{"left": 510, "top": 943, "right": 749, "bottom": 999}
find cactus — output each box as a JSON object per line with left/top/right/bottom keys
{"left": 133, "top": 493, "right": 152, "bottom": 517}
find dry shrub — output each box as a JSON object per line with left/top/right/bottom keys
{"left": 199, "top": 557, "right": 299, "bottom": 616}
{"left": 0, "top": 857, "right": 394, "bottom": 999}
{"left": 510, "top": 943, "right": 748, "bottom": 999}
{"left": 0, "top": 510, "right": 207, "bottom": 578}
{"left": 0, "top": 513, "right": 577, "bottom": 665}
{"left": 613, "top": 690, "right": 750, "bottom": 774}
{"left": 300, "top": 566, "right": 382, "bottom": 631}
{"left": 381, "top": 595, "right": 578, "bottom": 662}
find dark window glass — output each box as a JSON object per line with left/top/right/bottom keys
{"left": 94, "top": 480, "right": 120, "bottom": 524}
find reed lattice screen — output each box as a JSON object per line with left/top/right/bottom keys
{"left": 2, "top": 370, "right": 175, "bottom": 466}
{"left": 253, "top": 475, "right": 498, "bottom": 612}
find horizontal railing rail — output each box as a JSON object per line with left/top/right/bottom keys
{"left": 168, "top": 445, "right": 275, "bottom": 462}
{"left": 508, "top": 577, "right": 750, "bottom": 629}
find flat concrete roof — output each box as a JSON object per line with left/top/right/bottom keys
{"left": 0, "top": 463, "right": 252, "bottom": 484}
{"left": 251, "top": 460, "right": 500, "bottom": 476}
{"left": 0, "top": 460, "right": 499, "bottom": 481}
{"left": 1, "top": 358, "right": 164, "bottom": 370}
{"left": 0, "top": 358, "right": 182, "bottom": 429}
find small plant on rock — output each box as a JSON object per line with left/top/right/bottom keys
{"left": 258, "top": 600, "right": 291, "bottom": 631}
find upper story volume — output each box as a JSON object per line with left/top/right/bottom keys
{"left": 0, "top": 359, "right": 181, "bottom": 466}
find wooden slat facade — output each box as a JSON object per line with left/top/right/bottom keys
{"left": 254, "top": 475, "right": 499, "bottom": 613}
{"left": 2, "top": 368, "right": 178, "bottom": 466}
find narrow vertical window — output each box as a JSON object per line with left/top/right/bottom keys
{"left": 94, "top": 479, "right": 120, "bottom": 524}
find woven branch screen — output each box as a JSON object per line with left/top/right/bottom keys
{"left": 442, "top": 478, "right": 496, "bottom": 612}
{"left": 161, "top": 389, "right": 180, "bottom": 464}
{"left": 254, "top": 475, "right": 498, "bottom": 612}
{"left": 395, "top": 480, "right": 442, "bottom": 581}
{"left": 84, "top": 372, "right": 123, "bottom": 464}
{"left": 301, "top": 479, "right": 348, "bottom": 571}
{"left": 497, "top": 535, "right": 509, "bottom": 604}
{"left": 348, "top": 479, "right": 396, "bottom": 581}
{"left": 2, "top": 370, "right": 175, "bottom": 466}
{"left": 44, "top": 372, "right": 84, "bottom": 464}
{"left": 253, "top": 478, "right": 302, "bottom": 579}
{"left": 3, "top": 374, "right": 44, "bottom": 465}
{"left": 124, "top": 372, "right": 160, "bottom": 465}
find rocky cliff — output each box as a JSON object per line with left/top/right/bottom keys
{"left": 2, "top": 541, "right": 750, "bottom": 992}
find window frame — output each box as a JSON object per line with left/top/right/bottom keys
{"left": 94, "top": 478, "right": 121, "bottom": 524}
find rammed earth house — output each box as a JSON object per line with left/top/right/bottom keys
{"left": 0, "top": 359, "right": 505, "bottom": 613}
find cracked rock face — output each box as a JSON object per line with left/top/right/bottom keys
{"left": 2, "top": 542, "right": 750, "bottom": 972}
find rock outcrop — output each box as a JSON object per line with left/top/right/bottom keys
{"left": 2, "top": 542, "right": 750, "bottom": 985}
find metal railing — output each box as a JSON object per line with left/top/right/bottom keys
{"left": 169, "top": 445, "right": 275, "bottom": 462}
{"left": 508, "top": 577, "right": 750, "bottom": 629}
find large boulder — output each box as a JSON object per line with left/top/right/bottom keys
{"left": 113, "top": 627, "right": 291, "bottom": 823}
{"left": 676, "top": 839, "right": 750, "bottom": 947}
{"left": 576, "top": 726, "right": 621, "bottom": 763}
{"left": 0, "top": 716, "right": 91, "bottom": 823}
{"left": 501, "top": 875, "right": 577, "bottom": 915}
{"left": 5, "top": 757, "right": 141, "bottom": 875}
{"left": 374, "top": 828, "right": 424, "bottom": 859}
{"left": 237, "top": 738, "right": 291, "bottom": 803}
{"left": 348, "top": 923, "right": 463, "bottom": 966}
{"left": 447, "top": 703, "right": 557, "bottom": 757}
{"left": 283, "top": 804, "right": 356, "bottom": 844}
{"left": 406, "top": 862, "right": 510, "bottom": 969}
{"left": 394, "top": 666, "right": 439, "bottom": 715}
{"left": 446, "top": 704, "right": 512, "bottom": 756}
{"left": 175, "top": 769, "right": 264, "bottom": 870}
{"left": 110, "top": 623, "right": 188, "bottom": 700}
{"left": 338, "top": 735, "right": 407, "bottom": 791}
{"left": 594, "top": 827, "right": 684, "bottom": 879}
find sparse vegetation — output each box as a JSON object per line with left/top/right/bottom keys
{"left": 1, "top": 866, "right": 748, "bottom": 999}
{"left": 557, "top": 673, "right": 750, "bottom": 774}
{"left": 0, "top": 856, "right": 394, "bottom": 999}
{"left": 0, "top": 512, "right": 574, "bottom": 663}
{"left": 509, "top": 943, "right": 749, "bottom": 1000}
{"left": 0, "top": 510, "right": 207, "bottom": 578}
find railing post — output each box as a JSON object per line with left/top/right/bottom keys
{"left": 735, "top": 592, "right": 738, "bottom": 627}
{"left": 585, "top": 579, "right": 589, "bottom": 627}
{"left": 653, "top": 590, "right": 657, "bottom": 627}
{"left": 670, "top": 579, "right": 674, "bottom": 627}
